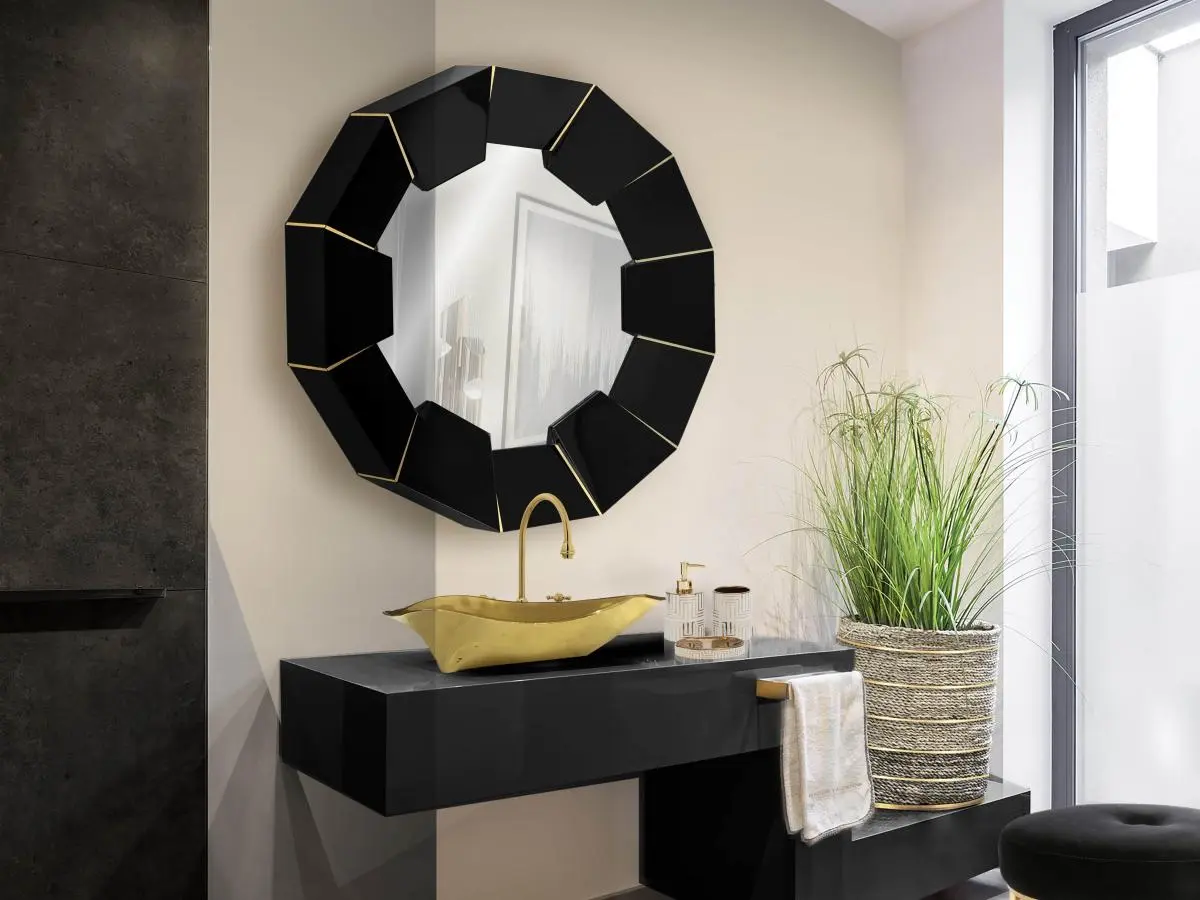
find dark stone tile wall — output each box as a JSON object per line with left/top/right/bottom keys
{"left": 0, "top": 0, "right": 208, "bottom": 894}
{"left": 0, "top": 254, "right": 206, "bottom": 591}
{"left": 0, "top": 0, "right": 208, "bottom": 591}
{"left": 0, "top": 592, "right": 206, "bottom": 899}
{"left": 0, "top": 0, "right": 208, "bottom": 281}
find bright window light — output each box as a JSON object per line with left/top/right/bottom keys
{"left": 1149, "top": 22, "right": 1200, "bottom": 54}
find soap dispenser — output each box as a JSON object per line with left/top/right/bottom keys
{"left": 664, "top": 562, "right": 707, "bottom": 652}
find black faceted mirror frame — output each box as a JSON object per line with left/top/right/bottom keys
{"left": 285, "top": 66, "right": 715, "bottom": 530}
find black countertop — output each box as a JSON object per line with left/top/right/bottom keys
{"left": 284, "top": 632, "right": 843, "bottom": 692}
{"left": 280, "top": 633, "right": 853, "bottom": 815}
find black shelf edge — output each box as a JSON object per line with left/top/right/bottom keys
{"left": 851, "top": 776, "right": 1027, "bottom": 842}
{"left": 0, "top": 588, "right": 168, "bottom": 604}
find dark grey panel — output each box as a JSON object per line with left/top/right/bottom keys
{"left": 0, "top": 0, "right": 207, "bottom": 281}
{"left": 0, "top": 253, "right": 205, "bottom": 590}
{"left": 0, "top": 590, "right": 205, "bottom": 899}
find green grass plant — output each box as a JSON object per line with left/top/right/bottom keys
{"left": 807, "top": 350, "right": 1062, "bottom": 632}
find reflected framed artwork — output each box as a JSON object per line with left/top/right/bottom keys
{"left": 505, "top": 195, "right": 630, "bottom": 447}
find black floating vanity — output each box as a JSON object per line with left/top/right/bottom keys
{"left": 280, "top": 634, "right": 1029, "bottom": 900}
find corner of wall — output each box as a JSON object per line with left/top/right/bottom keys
{"left": 208, "top": 0, "right": 439, "bottom": 895}
{"left": 1000, "top": 0, "right": 1056, "bottom": 811}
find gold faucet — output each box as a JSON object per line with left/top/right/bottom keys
{"left": 517, "top": 493, "right": 575, "bottom": 602}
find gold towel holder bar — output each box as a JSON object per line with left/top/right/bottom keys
{"left": 755, "top": 679, "right": 791, "bottom": 701}
{"left": 734, "top": 666, "right": 854, "bottom": 701}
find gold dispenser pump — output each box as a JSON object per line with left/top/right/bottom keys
{"left": 675, "top": 561, "right": 705, "bottom": 594}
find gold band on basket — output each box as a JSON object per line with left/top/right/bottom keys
{"left": 868, "top": 713, "right": 994, "bottom": 725}
{"left": 869, "top": 744, "right": 992, "bottom": 755}
{"left": 874, "top": 798, "right": 985, "bottom": 811}
{"left": 864, "top": 677, "right": 996, "bottom": 691}
{"left": 841, "top": 637, "right": 997, "bottom": 656}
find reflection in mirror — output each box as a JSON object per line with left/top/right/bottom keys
{"left": 376, "top": 145, "right": 632, "bottom": 449}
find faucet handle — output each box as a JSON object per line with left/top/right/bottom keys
{"left": 546, "top": 593, "right": 571, "bottom": 603}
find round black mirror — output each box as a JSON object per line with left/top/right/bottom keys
{"left": 285, "top": 66, "right": 714, "bottom": 530}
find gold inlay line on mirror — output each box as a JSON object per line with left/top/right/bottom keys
{"left": 548, "top": 84, "right": 596, "bottom": 153}
{"left": 285, "top": 221, "right": 376, "bottom": 251}
{"left": 624, "top": 154, "right": 674, "bottom": 188}
{"left": 489, "top": 65, "right": 496, "bottom": 100}
{"left": 357, "top": 416, "right": 417, "bottom": 484}
{"left": 636, "top": 335, "right": 715, "bottom": 358}
{"left": 288, "top": 345, "right": 370, "bottom": 372}
{"left": 616, "top": 400, "right": 678, "bottom": 450}
{"left": 633, "top": 246, "right": 714, "bottom": 265}
{"left": 349, "top": 111, "right": 416, "bottom": 181}
{"left": 496, "top": 495, "right": 504, "bottom": 533}
{"left": 553, "top": 443, "right": 603, "bottom": 517}
{"left": 325, "top": 225, "right": 375, "bottom": 249}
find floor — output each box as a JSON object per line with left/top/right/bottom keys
{"left": 620, "top": 870, "right": 1009, "bottom": 899}
{"left": 930, "top": 870, "right": 1009, "bottom": 900}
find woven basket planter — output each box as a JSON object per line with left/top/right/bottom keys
{"left": 837, "top": 617, "right": 999, "bottom": 811}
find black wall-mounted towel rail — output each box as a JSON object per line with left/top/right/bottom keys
{"left": 0, "top": 588, "right": 167, "bottom": 604}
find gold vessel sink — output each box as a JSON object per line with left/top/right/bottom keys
{"left": 384, "top": 492, "right": 660, "bottom": 673}
{"left": 385, "top": 592, "right": 660, "bottom": 673}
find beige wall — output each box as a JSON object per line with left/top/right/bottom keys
{"left": 210, "top": 0, "right": 906, "bottom": 897}
{"left": 434, "top": 1, "right": 904, "bottom": 897}
{"left": 1001, "top": 0, "right": 1061, "bottom": 813}
{"left": 901, "top": 0, "right": 1005, "bottom": 397}
{"left": 208, "top": 0, "right": 438, "bottom": 897}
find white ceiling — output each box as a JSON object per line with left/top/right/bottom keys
{"left": 825, "top": 0, "right": 984, "bottom": 39}
{"left": 826, "top": 0, "right": 1104, "bottom": 40}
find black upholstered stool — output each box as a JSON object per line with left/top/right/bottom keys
{"left": 998, "top": 804, "right": 1200, "bottom": 899}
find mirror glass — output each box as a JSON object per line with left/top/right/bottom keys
{"left": 376, "top": 145, "right": 632, "bottom": 449}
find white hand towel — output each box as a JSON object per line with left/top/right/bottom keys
{"left": 774, "top": 669, "right": 874, "bottom": 843}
